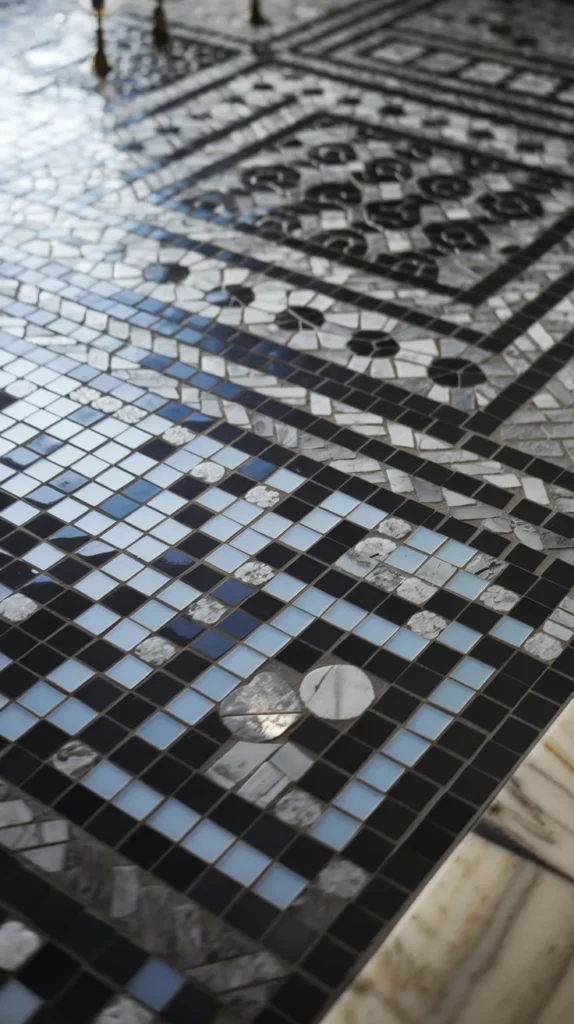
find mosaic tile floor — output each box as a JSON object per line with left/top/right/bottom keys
{"left": 3, "top": 0, "right": 574, "bottom": 1021}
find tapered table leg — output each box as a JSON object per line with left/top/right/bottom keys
{"left": 153, "top": 0, "right": 170, "bottom": 48}
{"left": 92, "top": 5, "right": 112, "bottom": 78}
{"left": 246, "top": 0, "right": 267, "bottom": 26}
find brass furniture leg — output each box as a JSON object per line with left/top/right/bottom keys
{"left": 92, "top": 0, "right": 112, "bottom": 78}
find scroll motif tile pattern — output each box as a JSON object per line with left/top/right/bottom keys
{"left": 3, "top": 1, "right": 574, "bottom": 1022}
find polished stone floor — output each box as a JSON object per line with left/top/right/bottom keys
{"left": 2, "top": 1, "right": 574, "bottom": 1021}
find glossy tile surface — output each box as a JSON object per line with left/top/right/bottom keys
{"left": 2, "top": 0, "right": 574, "bottom": 1021}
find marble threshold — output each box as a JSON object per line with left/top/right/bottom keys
{"left": 322, "top": 697, "right": 574, "bottom": 1024}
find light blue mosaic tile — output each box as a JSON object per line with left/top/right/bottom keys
{"left": 232, "top": 528, "right": 267, "bottom": 555}
{"left": 446, "top": 570, "right": 488, "bottom": 599}
{"left": 148, "top": 492, "right": 185, "bottom": 515}
{"left": 354, "top": 614, "right": 398, "bottom": 646}
{"left": 197, "top": 487, "right": 235, "bottom": 511}
{"left": 450, "top": 657, "right": 493, "bottom": 688}
{"left": 132, "top": 600, "right": 174, "bottom": 629}
{"left": 263, "top": 574, "right": 305, "bottom": 601}
{"left": 127, "top": 508, "right": 166, "bottom": 533}
{"left": 114, "top": 780, "right": 162, "bottom": 819}
{"left": 384, "top": 628, "right": 428, "bottom": 660}
{"left": 323, "top": 600, "right": 366, "bottom": 631}
{"left": 0, "top": 980, "right": 42, "bottom": 1024}
{"left": 52, "top": 497, "right": 86, "bottom": 523}
{"left": 300, "top": 508, "right": 340, "bottom": 534}
{"left": 224, "top": 499, "right": 261, "bottom": 525}
{"left": 105, "top": 553, "right": 141, "bottom": 581}
{"left": 408, "top": 705, "right": 452, "bottom": 739}
{"left": 186, "top": 436, "right": 221, "bottom": 457}
{"left": 282, "top": 525, "right": 320, "bottom": 551}
{"left": 439, "top": 622, "right": 481, "bottom": 652}
{"left": 212, "top": 446, "right": 247, "bottom": 468}
{"left": 19, "top": 682, "right": 63, "bottom": 716}
{"left": 200, "top": 515, "right": 241, "bottom": 541}
{"left": 254, "top": 863, "right": 307, "bottom": 908}
{"left": 272, "top": 606, "right": 314, "bottom": 636}
{"left": 254, "top": 512, "right": 292, "bottom": 537}
{"left": 319, "top": 492, "right": 358, "bottom": 515}
{"left": 183, "top": 819, "right": 235, "bottom": 862}
{"left": 407, "top": 527, "right": 445, "bottom": 553}
{"left": 98, "top": 468, "right": 133, "bottom": 490}
{"left": 165, "top": 451, "right": 200, "bottom": 473}
{"left": 149, "top": 799, "right": 199, "bottom": 840}
{"left": 160, "top": 581, "right": 200, "bottom": 609}
{"left": 490, "top": 617, "right": 533, "bottom": 646}
{"left": 358, "top": 754, "right": 404, "bottom": 792}
{"left": 219, "top": 646, "right": 266, "bottom": 677}
{"left": 130, "top": 567, "right": 168, "bottom": 595}
{"left": 74, "top": 603, "right": 120, "bottom": 634}
{"left": 48, "top": 698, "right": 96, "bottom": 734}
{"left": 137, "top": 712, "right": 185, "bottom": 749}
{"left": 77, "top": 513, "right": 115, "bottom": 539}
{"left": 154, "top": 518, "right": 191, "bottom": 544}
{"left": 2, "top": 501, "right": 36, "bottom": 525}
{"left": 309, "top": 808, "right": 360, "bottom": 849}
{"left": 218, "top": 841, "right": 270, "bottom": 885}
{"left": 128, "top": 959, "right": 184, "bottom": 1011}
{"left": 383, "top": 729, "right": 429, "bottom": 765}
{"left": 247, "top": 625, "right": 290, "bottom": 656}
{"left": 145, "top": 465, "right": 179, "bottom": 488}
{"left": 385, "top": 546, "right": 427, "bottom": 573}
{"left": 294, "top": 587, "right": 335, "bottom": 615}
{"left": 0, "top": 705, "right": 36, "bottom": 740}
{"left": 107, "top": 655, "right": 151, "bottom": 689}
{"left": 347, "top": 504, "right": 386, "bottom": 528}
{"left": 194, "top": 666, "right": 239, "bottom": 700}
{"left": 206, "top": 544, "right": 247, "bottom": 572}
{"left": 167, "top": 689, "right": 213, "bottom": 724}
{"left": 47, "top": 659, "right": 94, "bottom": 692}
{"left": 104, "top": 523, "right": 143, "bottom": 549}
{"left": 431, "top": 678, "right": 474, "bottom": 712}
{"left": 84, "top": 761, "right": 131, "bottom": 799}
{"left": 24, "top": 542, "right": 60, "bottom": 568}
{"left": 105, "top": 620, "right": 149, "bottom": 651}
{"left": 334, "top": 780, "right": 382, "bottom": 820}
{"left": 75, "top": 570, "right": 116, "bottom": 599}
{"left": 439, "top": 539, "right": 475, "bottom": 566}
{"left": 126, "top": 536, "right": 166, "bottom": 562}
{"left": 266, "top": 468, "right": 304, "bottom": 492}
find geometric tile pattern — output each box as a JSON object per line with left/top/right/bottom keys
{"left": 0, "top": 843, "right": 216, "bottom": 1023}
{"left": 161, "top": 111, "right": 571, "bottom": 302}
{"left": 0, "top": 325, "right": 572, "bottom": 1024}
{"left": 3, "top": 0, "right": 574, "bottom": 1021}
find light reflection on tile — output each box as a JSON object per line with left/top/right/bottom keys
{"left": 0, "top": 36, "right": 573, "bottom": 1021}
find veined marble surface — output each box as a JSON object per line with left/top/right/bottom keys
{"left": 323, "top": 833, "right": 574, "bottom": 1024}
{"left": 481, "top": 702, "right": 574, "bottom": 882}
{"left": 323, "top": 699, "right": 574, "bottom": 1024}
